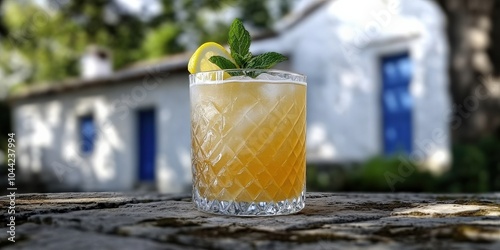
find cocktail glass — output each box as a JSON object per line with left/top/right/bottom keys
{"left": 190, "top": 69, "right": 306, "bottom": 216}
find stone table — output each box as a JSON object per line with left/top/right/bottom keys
{"left": 1, "top": 192, "right": 499, "bottom": 249}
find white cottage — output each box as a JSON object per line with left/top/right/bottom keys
{"left": 11, "top": 0, "right": 451, "bottom": 192}
{"left": 253, "top": 0, "right": 451, "bottom": 172}
{"left": 12, "top": 52, "right": 195, "bottom": 192}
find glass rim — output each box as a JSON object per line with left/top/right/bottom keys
{"left": 190, "top": 68, "right": 305, "bottom": 76}
{"left": 189, "top": 69, "right": 306, "bottom": 85}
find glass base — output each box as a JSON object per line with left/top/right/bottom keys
{"left": 193, "top": 189, "right": 305, "bottom": 216}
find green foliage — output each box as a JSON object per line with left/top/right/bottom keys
{"left": 0, "top": 101, "right": 11, "bottom": 164}
{"left": 0, "top": 0, "right": 292, "bottom": 88}
{"left": 433, "top": 136, "right": 500, "bottom": 192}
{"left": 307, "top": 136, "right": 500, "bottom": 193}
{"left": 142, "top": 23, "right": 183, "bottom": 59}
{"left": 478, "top": 136, "right": 500, "bottom": 190}
{"left": 344, "top": 157, "right": 435, "bottom": 192}
{"left": 436, "top": 144, "right": 489, "bottom": 192}
{"left": 306, "top": 164, "right": 350, "bottom": 192}
{"left": 1, "top": 0, "right": 147, "bottom": 84}
{"left": 240, "top": 0, "right": 272, "bottom": 29}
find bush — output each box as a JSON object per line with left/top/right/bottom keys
{"left": 343, "top": 156, "right": 436, "bottom": 192}
{"left": 435, "top": 144, "right": 489, "bottom": 192}
{"left": 478, "top": 136, "right": 500, "bottom": 191}
{"left": 306, "top": 164, "right": 350, "bottom": 192}
{"left": 436, "top": 135, "right": 500, "bottom": 193}
{"left": 306, "top": 135, "right": 500, "bottom": 193}
{"left": 307, "top": 157, "right": 436, "bottom": 193}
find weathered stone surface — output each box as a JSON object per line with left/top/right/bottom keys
{"left": 1, "top": 192, "right": 499, "bottom": 249}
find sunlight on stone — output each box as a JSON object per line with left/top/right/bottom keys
{"left": 393, "top": 204, "right": 500, "bottom": 217}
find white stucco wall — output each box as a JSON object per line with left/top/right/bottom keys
{"left": 252, "top": 0, "right": 451, "bottom": 172}
{"left": 13, "top": 73, "right": 192, "bottom": 192}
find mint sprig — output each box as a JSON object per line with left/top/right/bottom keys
{"left": 228, "top": 19, "right": 251, "bottom": 65}
{"left": 209, "top": 19, "right": 288, "bottom": 74}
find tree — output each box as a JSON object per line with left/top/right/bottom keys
{"left": 142, "top": 22, "right": 183, "bottom": 59}
{"left": 0, "top": 0, "right": 292, "bottom": 88}
{"left": 435, "top": 0, "right": 500, "bottom": 142}
{"left": 240, "top": 0, "right": 272, "bottom": 29}
{"left": 1, "top": 0, "right": 148, "bottom": 86}
{"left": 149, "top": 0, "right": 292, "bottom": 50}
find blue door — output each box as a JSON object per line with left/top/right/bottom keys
{"left": 381, "top": 52, "right": 413, "bottom": 155}
{"left": 138, "top": 109, "right": 156, "bottom": 181}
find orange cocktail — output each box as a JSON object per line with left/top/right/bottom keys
{"left": 190, "top": 69, "right": 306, "bottom": 216}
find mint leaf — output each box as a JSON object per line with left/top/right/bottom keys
{"left": 232, "top": 53, "right": 246, "bottom": 68}
{"left": 228, "top": 19, "right": 251, "bottom": 60}
{"left": 209, "top": 56, "right": 237, "bottom": 70}
{"left": 246, "top": 52, "right": 288, "bottom": 69}
{"left": 243, "top": 52, "right": 253, "bottom": 63}
{"left": 208, "top": 18, "right": 288, "bottom": 76}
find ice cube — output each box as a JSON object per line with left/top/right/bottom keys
{"left": 255, "top": 73, "right": 286, "bottom": 81}
{"left": 260, "top": 82, "right": 290, "bottom": 101}
{"left": 226, "top": 75, "right": 254, "bottom": 81}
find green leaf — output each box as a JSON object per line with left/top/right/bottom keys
{"left": 246, "top": 52, "right": 288, "bottom": 69}
{"left": 232, "top": 53, "right": 246, "bottom": 68}
{"left": 209, "top": 56, "right": 238, "bottom": 70}
{"left": 228, "top": 19, "right": 251, "bottom": 62}
{"left": 211, "top": 18, "right": 289, "bottom": 77}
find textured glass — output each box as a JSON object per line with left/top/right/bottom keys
{"left": 190, "top": 69, "right": 307, "bottom": 216}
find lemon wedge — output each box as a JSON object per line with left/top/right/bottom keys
{"left": 188, "top": 42, "right": 235, "bottom": 74}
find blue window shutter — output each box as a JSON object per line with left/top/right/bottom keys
{"left": 138, "top": 109, "right": 156, "bottom": 181}
{"left": 80, "top": 115, "right": 96, "bottom": 154}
